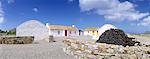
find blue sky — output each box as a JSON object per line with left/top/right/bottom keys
{"left": 0, "top": 0, "right": 150, "bottom": 33}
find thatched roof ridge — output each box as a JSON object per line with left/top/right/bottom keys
{"left": 47, "top": 25, "right": 78, "bottom": 31}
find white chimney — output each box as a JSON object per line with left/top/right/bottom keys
{"left": 46, "top": 23, "right": 49, "bottom": 27}
{"left": 72, "top": 25, "right": 75, "bottom": 27}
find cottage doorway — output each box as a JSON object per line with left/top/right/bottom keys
{"left": 65, "top": 30, "right": 67, "bottom": 36}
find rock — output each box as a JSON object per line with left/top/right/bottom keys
{"left": 87, "top": 44, "right": 97, "bottom": 51}
{"left": 107, "top": 48, "right": 114, "bottom": 54}
{"left": 146, "top": 50, "right": 150, "bottom": 54}
{"left": 84, "top": 49, "right": 92, "bottom": 54}
{"left": 110, "top": 56, "right": 121, "bottom": 59}
{"left": 49, "top": 35, "right": 55, "bottom": 42}
{"left": 91, "top": 50, "right": 99, "bottom": 55}
{"left": 97, "top": 56, "right": 104, "bottom": 59}
{"left": 118, "top": 54, "right": 137, "bottom": 59}
{"left": 142, "top": 54, "right": 150, "bottom": 59}
{"left": 120, "top": 54, "right": 129, "bottom": 59}
{"left": 78, "top": 45, "right": 85, "bottom": 51}
{"left": 23, "top": 36, "right": 34, "bottom": 44}
{"left": 115, "top": 47, "right": 125, "bottom": 54}
{"left": 103, "top": 56, "right": 111, "bottom": 59}
{"left": 63, "top": 48, "right": 67, "bottom": 52}
{"left": 92, "top": 44, "right": 99, "bottom": 50}
{"left": 98, "top": 44, "right": 107, "bottom": 53}
{"left": 86, "top": 54, "right": 97, "bottom": 59}
{"left": 128, "top": 54, "right": 137, "bottom": 59}
{"left": 71, "top": 43, "right": 78, "bottom": 49}
{"left": 99, "top": 53, "right": 115, "bottom": 56}
{"left": 134, "top": 43, "right": 139, "bottom": 46}
{"left": 96, "top": 29, "right": 140, "bottom": 46}
{"left": 75, "top": 50, "right": 82, "bottom": 54}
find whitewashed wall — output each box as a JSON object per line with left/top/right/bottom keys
{"left": 84, "top": 31, "right": 92, "bottom": 36}
{"left": 68, "top": 31, "right": 79, "bottom": 36}
{"left": 50, "top": 30, "right": 64, "bottom": 36}
{"left": 84, "top": 31, "right": 88, "bottom": 35}
{"left": 49, "top": 30, "right": 79, "bottom": 37}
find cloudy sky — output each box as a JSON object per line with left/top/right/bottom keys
{"left": 0, "top": 0, "right": 150, "bottom": 33}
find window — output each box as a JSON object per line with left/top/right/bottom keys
{"left": 70, "top": 31, "right": 71, "bottom": 34}
{"left": 92, "top": 31, "right": 94, "bottom": 33}
{"left": 58, "top": 31, "right": 60, "bottom": 35}
{"left": 92, "top": 31, "right": 94, "bottom": 35}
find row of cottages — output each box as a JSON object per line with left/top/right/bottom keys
{"left": 16, "top": 20, "right": 84, "bottom": 42}
{"left": 16, "top": 20, "right": 117, "bottom": 42}
{"left": 46, "top": 23, "right": 83, "bottom": 37}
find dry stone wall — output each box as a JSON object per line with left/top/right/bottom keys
{"left": 0, "top": 36, "right": 34, "bottom": 44}
{"left": 63, "top": 39, "right": 150, "bottom": 59}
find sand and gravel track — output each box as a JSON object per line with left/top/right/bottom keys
{"left": 0, "top": 42, "right": 76, "bottom": 59}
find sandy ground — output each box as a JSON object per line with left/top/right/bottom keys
{"left": 0, "top": 41, "right": 76, "bottom": 59}
{"left": 128, "top": 34, "right": 150, "bottom": 45}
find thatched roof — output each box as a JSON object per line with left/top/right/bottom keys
{"left": 84, "top": 28, "right": 98, "bottom": 31}
{"left": 47, "top": 25, "right": 78, "bottom": 31}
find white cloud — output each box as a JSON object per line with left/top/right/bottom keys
{"left": 68, "top": 0, "right": 75, "bottom": 2}
{"left": 79, "top": 0, "right": 149, "bottom": 21}
{"left": 33, "top": 8, "right": 38, "bottom": 12}
{"left": 0, "top": 1, "right": 4, "bottom": 24}
{"left": 138, "top": 16, "right": 150, "bottom": 26}
{"left": 7, "top": 0, "right": 15, "bottom": 4}
{"left": 0, "top": 17, "right": 4, "bottom": 23}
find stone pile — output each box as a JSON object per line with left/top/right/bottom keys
{"left": 63, "top": 39, "right": 150, "bottom": 59}
{"left": 96, "top": 29, "right": 140, "bottom": 46}
{"left": 0, "top": 36, "right": 34, "bottom": 44}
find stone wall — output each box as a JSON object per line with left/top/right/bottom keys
{"left": 0, "top": 36, "right": 34, "bottom": 44}
{"left": 63, "top": 39, "right": 150, "bottom": 59}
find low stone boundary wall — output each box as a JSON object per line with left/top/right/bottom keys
{"left": 0, "top": 36, "right": 34, "bottom": 44}
{"left": 63, "top": 39, "right": 150, "bottom": 59}
{"left": 67, "top": 36, "right": 93, "bottom": 40}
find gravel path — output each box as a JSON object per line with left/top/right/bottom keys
{"left": 0, "top": 42, "right": 76, "bottom": 59}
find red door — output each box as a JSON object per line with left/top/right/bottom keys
{"left": 65, "top": 30, "right": 67, "bottom": 36}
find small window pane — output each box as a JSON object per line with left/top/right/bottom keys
{"left": 58, "top": 31, "right": 60, "bottom": 34}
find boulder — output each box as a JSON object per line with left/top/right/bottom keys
{"left": 96, "top": 29, "right": 140, "bottom": 46}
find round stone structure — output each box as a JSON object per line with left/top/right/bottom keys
{"left": 16, "top": 20, "right": 49, "bottom": 42}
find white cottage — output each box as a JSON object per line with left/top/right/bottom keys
{"left": 46, "top": 23, "right": 80, "bottom": 37}
{"left": 16, "top": 20, "right": 49, "bottom": 42}
{"left": 84, "top": 24, "right": 117, "bottom": 40}
{"left": 84, "top": 28, "right": 99, "bottom": 39}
